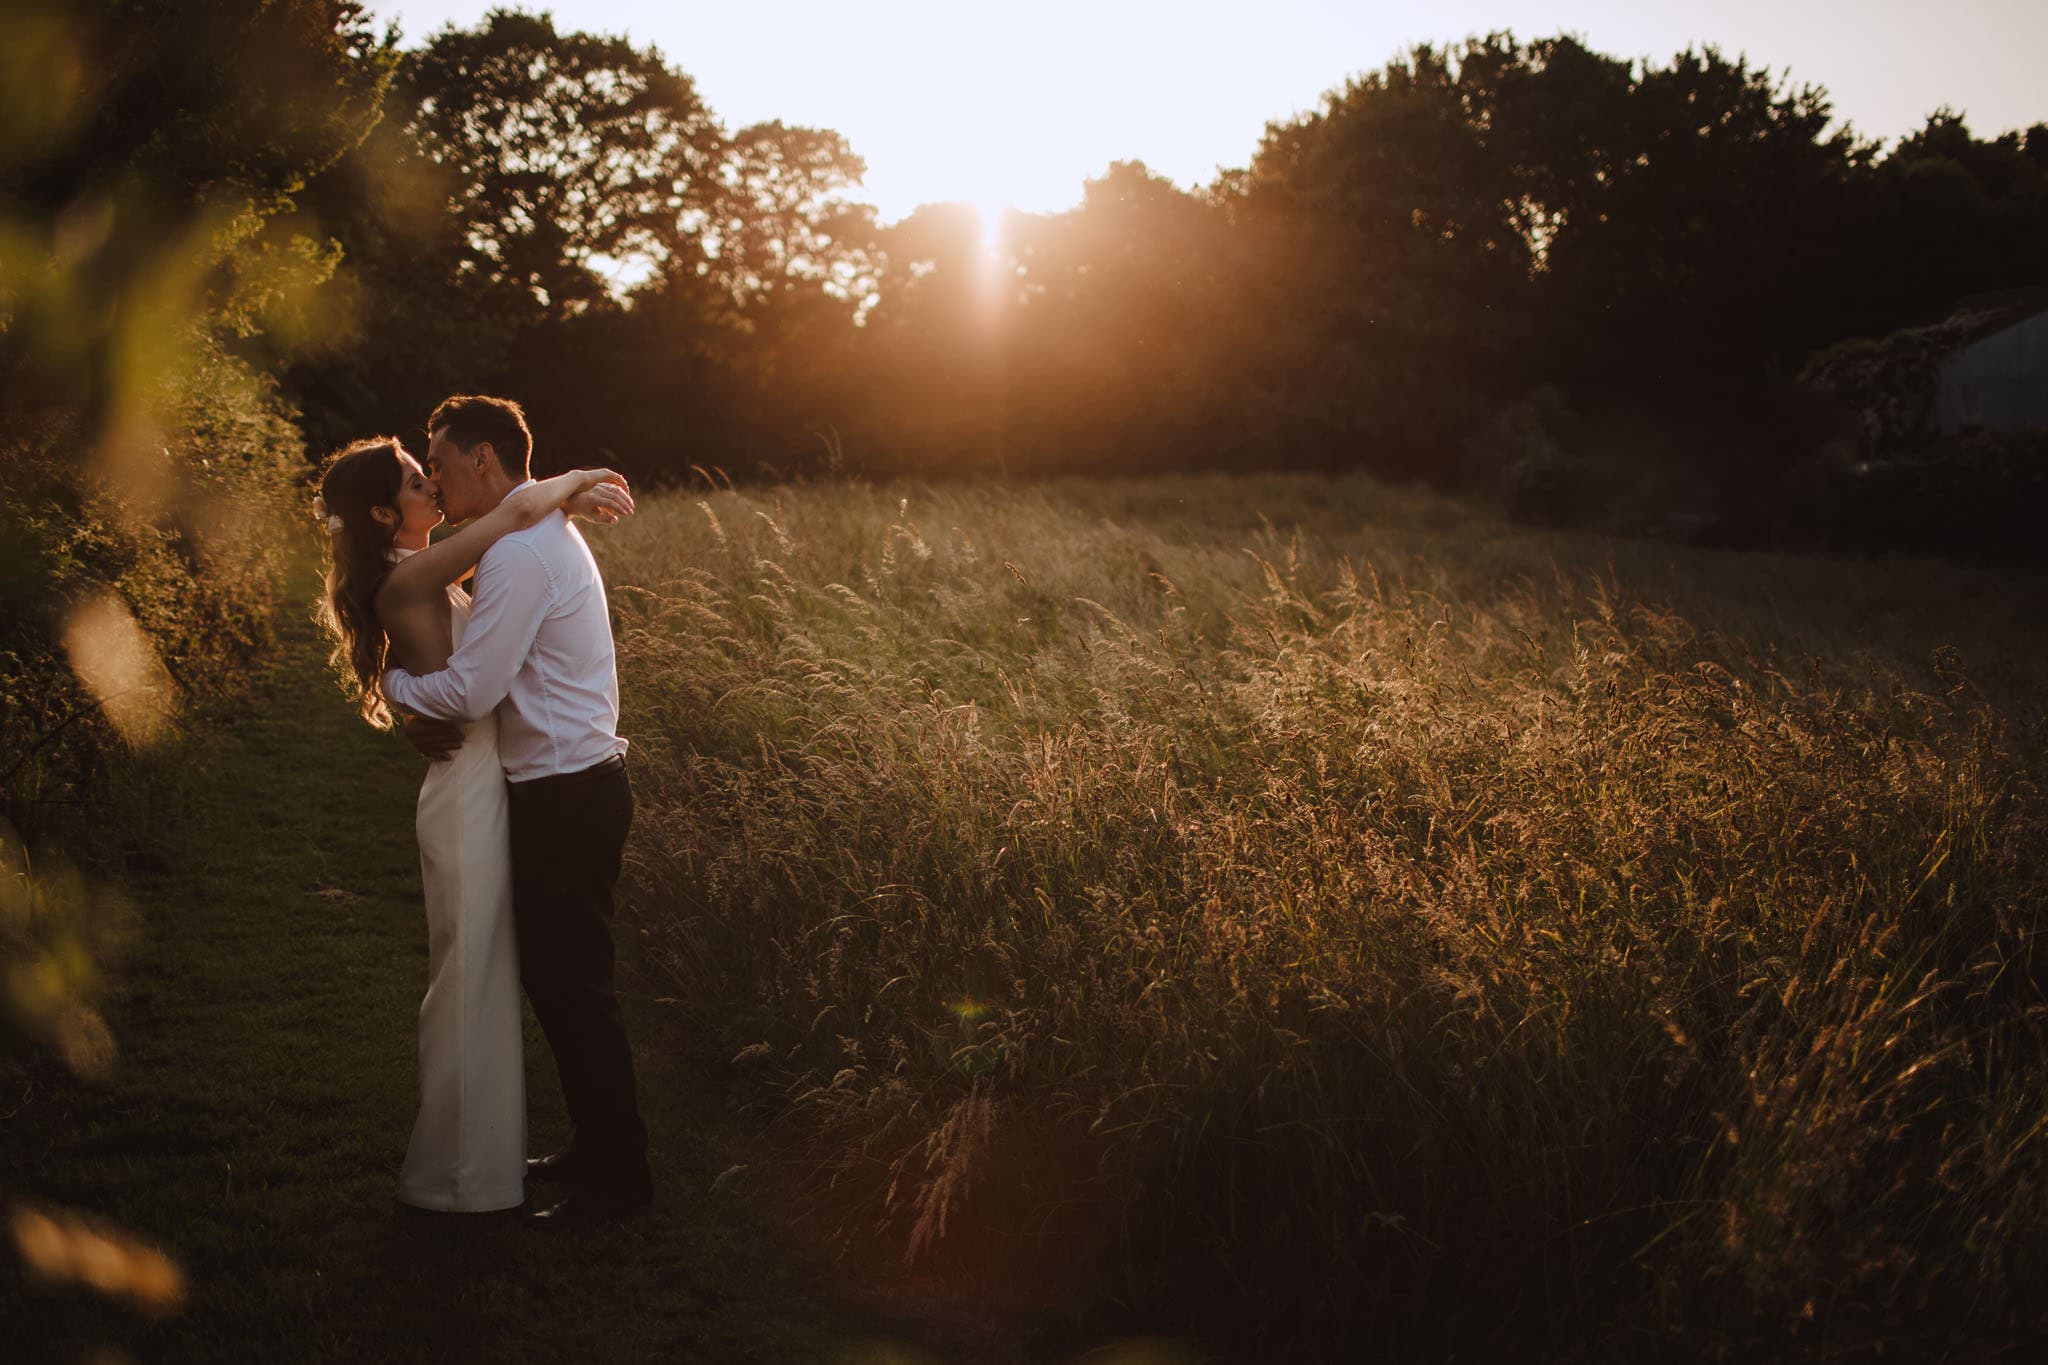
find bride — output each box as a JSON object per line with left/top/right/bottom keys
{"left": 312, "top": 437, "right": 633, "bottom": 1212}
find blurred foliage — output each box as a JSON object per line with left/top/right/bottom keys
{"left": 1, "top": 820, "right": 128, "bottom": 1082}
{"left": 0, "top": 0, "right": 391, "bottom": 428}
{"left": 1, "top": 0, "right": 391, "bottom": 1324}
{"left": 11, "top": 1202, "right": 186, "bottom": 1317}
{"left": 1, "top": 0, "right": 391, "bottom": 829}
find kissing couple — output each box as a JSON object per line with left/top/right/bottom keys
{"left": 313, "top": 394, "right": 651, "bottom": 1225}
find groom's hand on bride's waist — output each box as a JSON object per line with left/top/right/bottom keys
{"left": 401, "top": 713, "right": 464, "bottom": 761}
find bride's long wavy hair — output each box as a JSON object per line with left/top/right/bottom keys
{"left": 313, "top": 437, "right": 406, "bottom": 728}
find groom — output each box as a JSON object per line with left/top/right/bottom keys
{"left": 384, "top": 394, "right": 653, "bottom": 1225}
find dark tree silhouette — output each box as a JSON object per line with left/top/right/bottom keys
{"left": 401, "top": 8, "right": 722, "bottom": 313}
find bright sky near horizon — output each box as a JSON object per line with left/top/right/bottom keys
{"left": 367, "top": 1, "right": 2048, "bottom": 225}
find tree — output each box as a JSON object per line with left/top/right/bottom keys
{"left": 1227, "top": 32, "right": 1889, "bottom": 468}
{"left": 288, "top": 80, "right": 516, "bottom": 452}
{"left": 1231, "top": 36, "right": 1543, "bottom": 470}
{"left": 847, "top": 201, "right": 1014, "bottom": 470}
{"left": 1859, "top": 111, "right": 2048, "bottom": 328}
{"left": 1534, "top": 45, "right": 1872, "bottom": 381}
{"left": 998, "top": 163, "right": 1246, "bottom": 469}
{"left": 702, "top": 120, "right": 878, "bottom": 310}
{"left": 399, "top": 8, "right": 722, "bottom": 313}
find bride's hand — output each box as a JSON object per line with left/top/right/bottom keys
{"left": 505, "top": 468, "right": 633, "bottom": 528}
{"left": 566, "top": 469, "right": 634, "bottom": 525}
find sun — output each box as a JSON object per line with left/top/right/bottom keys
{"left": 971, "top": 197, "right": 1010, "bottom": 256}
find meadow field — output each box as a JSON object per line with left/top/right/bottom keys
{"left": 8, "top": 8, "right": 2045, "bottom": 1359}
{"left": 596, "top": 473, "right": 2048, "bottom": 1358}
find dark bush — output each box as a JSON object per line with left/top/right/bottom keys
{"left": 1824, "top": 428, "right": 2048, "bottom": 564}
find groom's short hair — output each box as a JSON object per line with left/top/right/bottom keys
{"left": 427, "top": 395, "right": 532, "bottom": 479}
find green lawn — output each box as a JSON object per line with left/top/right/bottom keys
{"left": 3, "top": 592, "right": 980, "bottom": 1364}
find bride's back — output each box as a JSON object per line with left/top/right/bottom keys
{"left": 377, "top": 578, "right": 459, "bottom": 679}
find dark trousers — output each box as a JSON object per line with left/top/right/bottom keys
{"left": 507, "top": 755, "right": 649, "bottom": 1191}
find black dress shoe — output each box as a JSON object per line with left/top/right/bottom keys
{"left": 526, "top": 1183, "right": 653, "bottom": 1227}
{"left": 525, "top": 1150, "right": 586, "bottom": 1185}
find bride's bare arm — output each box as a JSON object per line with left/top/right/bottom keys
{"left": 380, "top": 469, "right": 633, "bottom": 606}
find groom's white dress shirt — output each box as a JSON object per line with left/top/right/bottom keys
{"left": 384, "top": 491, "right": 628, "bottom": 782}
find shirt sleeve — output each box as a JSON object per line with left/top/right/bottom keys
{"left": 384, "top": 540, "right": 553, "bottom": 722}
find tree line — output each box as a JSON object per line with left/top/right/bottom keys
{"left": 283, "top": 11, "right": 2046, "bottom": 522}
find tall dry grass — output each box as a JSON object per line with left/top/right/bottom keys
{"left": 599, "top": 474, "right": 2047, "bottom": 1357}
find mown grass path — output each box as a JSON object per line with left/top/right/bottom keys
{"left": 6, "top": 595, "right": 923, "bottom": 1363}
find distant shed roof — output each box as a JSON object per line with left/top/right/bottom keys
{"left": 1932, "top": 304, "right": 2048, "bottom": 433}
{"left": 1801, "top": 290, "right": 2048, "bottom": 448}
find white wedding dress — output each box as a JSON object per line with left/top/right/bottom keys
{"left": 398, "top": 575, "right": 526, "bottom": 1211}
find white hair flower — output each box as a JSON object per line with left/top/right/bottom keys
{"left": 312, "top": 494, "right": 344, "bottom": 535}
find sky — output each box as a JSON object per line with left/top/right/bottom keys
{"left": 365, "top": 1, "right": 2048, "bottom": 224}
